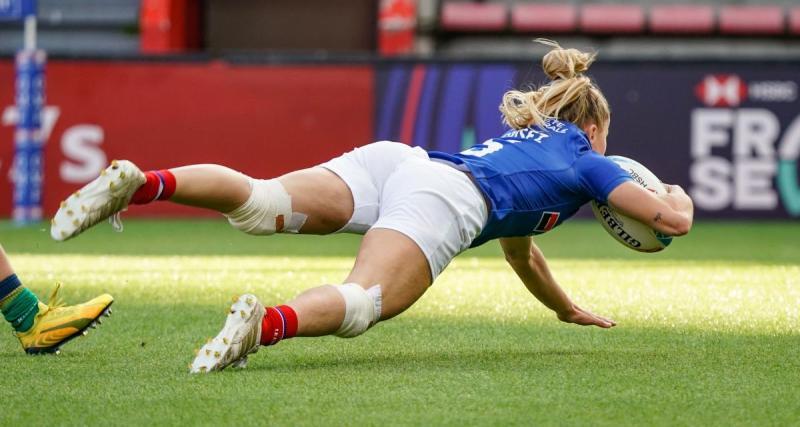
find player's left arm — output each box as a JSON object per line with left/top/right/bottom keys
{"left": 576, "top": 152, "right": 694, "bottom": 237}
{"left": 500, "top": 236, "right": 616, "bottom": 328}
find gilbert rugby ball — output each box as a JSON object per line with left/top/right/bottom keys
{"left": 591, "top": 156, "right": 673, "bottom": 253}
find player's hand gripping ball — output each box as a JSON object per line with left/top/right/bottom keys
{"left": 591, "top": 156, "right": 673, "bottom": 252}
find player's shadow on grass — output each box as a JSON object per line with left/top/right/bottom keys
{"left": 244, "top": 344, "right": 662, "bottom": 373}
{"left": 237, "top": 322, "right": 800, "bottom": 373}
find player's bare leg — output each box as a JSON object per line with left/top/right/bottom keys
{"left": 0, "top": 246, "right": 13, "bottom": 279}
{"left": 190, "top": 228, "right": 432, "bottom": 372}
{"left": 51, "top": 159, "right": 355, "bottom": 240}
{"left": 169, "top": 165, "right": 353, "bottom": 234}
{"left": 288, "top": 228, "right": 432, "bottom": 336}
{"left": 167, "top": 164, "right": 252, "bottom": 213}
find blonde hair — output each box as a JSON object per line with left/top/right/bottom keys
{"left": 499, "top": 39, "right": 610, "bottom": 130}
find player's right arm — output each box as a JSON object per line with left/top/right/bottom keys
{"left": 606, "top": 182, "right": 694, "bottom": 237}
{"left": 500, "top": 236, "right": 616, "bottom": 328}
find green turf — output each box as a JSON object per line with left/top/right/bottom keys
{"left": 0, "top": 219, "right": 798, "bottom": 426}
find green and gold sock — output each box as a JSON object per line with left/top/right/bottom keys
{"left": 0, "top": 274, "right": 40, "bottom": 332}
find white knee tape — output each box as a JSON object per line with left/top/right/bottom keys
{"left": 224, "top": 178, "right": 307, "bottom": 235}
{"left": 333, "top": 283, "right": 382, "bottom": 338}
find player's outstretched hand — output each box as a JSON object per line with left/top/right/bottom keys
{"left": 558, "top": 305, "right": 616, "bottom": 328}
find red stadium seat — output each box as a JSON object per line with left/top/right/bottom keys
{"left": 650, "top": 5, "right": 714, "bottom": 34}
{"left": 440, "top": 2, "right": 508, "bottom": 32}
{"left": 719, "top": 5, "right": 784, "bottom": 35}
{"left": 511, "top": 4, "right": 577, "bottom": 33}
{"left": 580, "top": 4, "right": 645, "bottom": 34}
{"left": 789, "top": 7, "right": 800, "bottom": 35}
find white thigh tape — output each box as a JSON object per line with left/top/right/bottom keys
{"left": 225, "top": 178, "right": 307, "bottom": 235}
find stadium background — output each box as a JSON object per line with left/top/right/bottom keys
{"left": 0, "top": 1, "right": 798, "bottom": 426}
{"left": 1, "top": 0, "right": 800, "bottom": 220}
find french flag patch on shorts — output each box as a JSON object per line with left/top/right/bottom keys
{"left": 534, "top": 211, "right": 560, "bottom": 233}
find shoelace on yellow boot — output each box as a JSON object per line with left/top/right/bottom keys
{"left": 41, "top": 283, "right": 66, "bottom": 313}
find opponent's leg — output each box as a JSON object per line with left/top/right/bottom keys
{"left": 0, "top": 245, "right": 113, "bottom": 354}
{"left": 190, "top": 228, "right": 431, "bottom": 373}
{"left": 0, "top": 245, "right": 39, "bottom": 334}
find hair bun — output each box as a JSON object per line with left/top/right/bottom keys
{"left": 536, "top": 38, "right": 596, "bottom": 81}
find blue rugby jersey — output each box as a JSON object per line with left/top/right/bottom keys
{"left": 428, "top": 119, "right": 631, "bottom": 247}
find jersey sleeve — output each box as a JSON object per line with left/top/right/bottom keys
{"left": 574, "top": 152, "right": 632, "bottom": 203}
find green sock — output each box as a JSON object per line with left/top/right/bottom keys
{"left": 1, "top": 287, "right": 40, "bottom": 333}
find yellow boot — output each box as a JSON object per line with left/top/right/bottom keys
{"left": 16, "top": 284, "right": 113, "bottom": 355}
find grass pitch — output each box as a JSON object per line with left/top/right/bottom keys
{"left": 0, "top": 219, "right": 798, "bottom": 426}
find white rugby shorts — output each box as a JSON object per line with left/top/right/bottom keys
{"left": 319, "top": 141, "right": 488, "bottom": 280}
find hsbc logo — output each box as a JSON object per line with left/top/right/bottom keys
{"left": 695, "top": 74, "right": 798, "bottom": 107}
{"left": 695, "top": 74, "right": 747, "bottom": 107}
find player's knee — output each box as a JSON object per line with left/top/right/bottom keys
{"left": 332, "top": 283, "right": 382, "bottom": 338}
{"left": 224, "top": 178, "right": 307, "bottom": 235}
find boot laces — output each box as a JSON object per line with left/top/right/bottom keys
{"left": 109, "top": 212, "right": 124, "bottom": 232}
{"left": 40, "top": 283, "right": 67, "bottom": 316}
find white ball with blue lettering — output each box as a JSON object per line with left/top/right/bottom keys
{"left": 591, "top": 156, "right": 673, "bottom": 253}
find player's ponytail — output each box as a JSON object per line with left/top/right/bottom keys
{"left": 500, "top": 39, "right": 610, "bottom": 131}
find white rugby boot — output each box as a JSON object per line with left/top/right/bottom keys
{"left": 189, "top": 294, "right": 264, "bottom": 374}
{"left": 50, "top": 160, "right": 146, "bottom": 241}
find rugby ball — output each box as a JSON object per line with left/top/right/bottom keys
{"left": 590, "top": 156, "right": 673, "bottom": 253}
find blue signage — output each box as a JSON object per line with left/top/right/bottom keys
{"left": 0, "top": 0, "right": 35, "bottom": 21}
{"left": 12, "top": 49, "right": 46, "bottom": 223}
{"left": 376, "top": 61, "right": 800, "bottom": 219}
